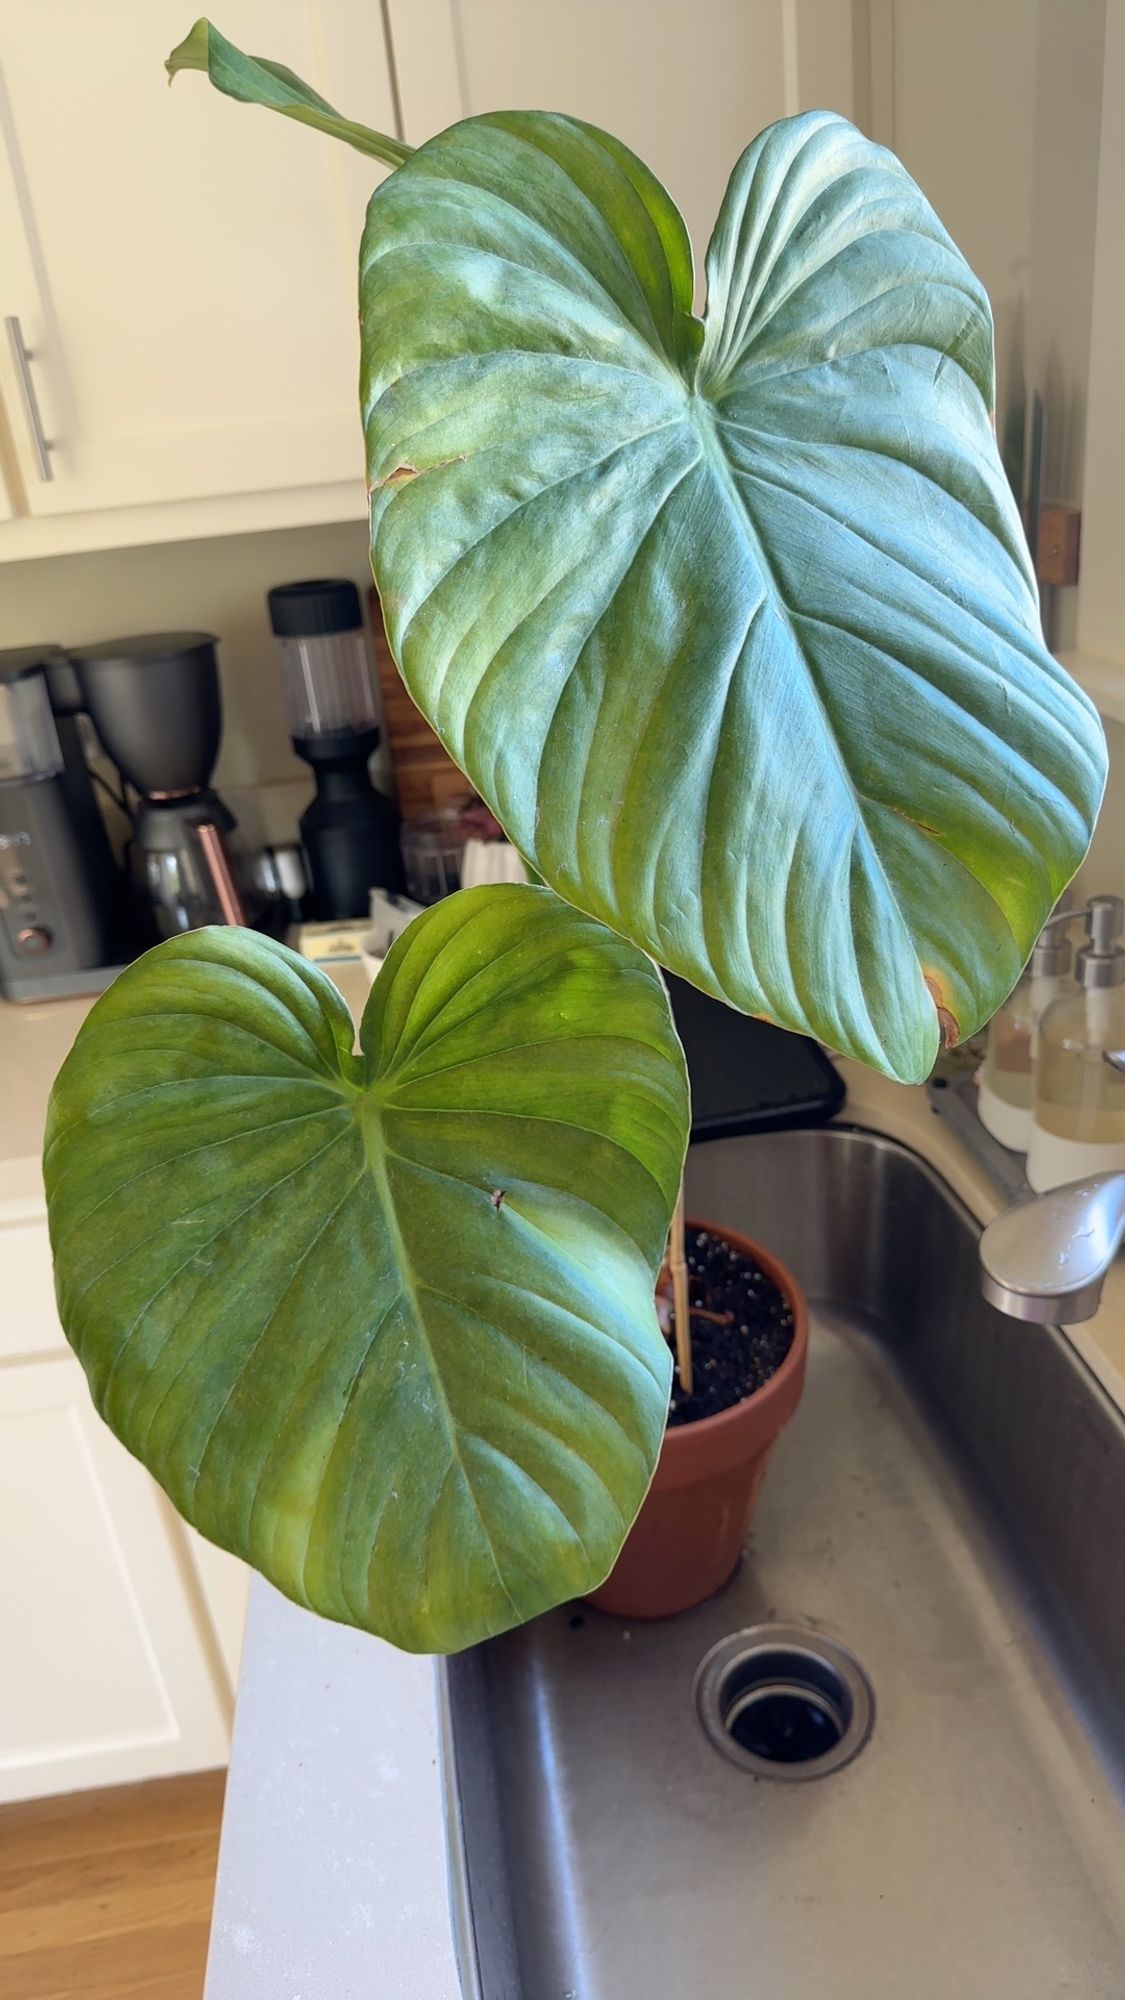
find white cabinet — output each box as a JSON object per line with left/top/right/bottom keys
{"left": 0, "top": 1353, "right": 231, "bottom": 1803}
{"left": 0, "top": 1208, "right": 244, "bottom": 1802}
{"left": 389, "top": 0, "right": 861, "bottom": 262}
{"left": 0, "top": 0, "right": 399, "bottom": 557}
{"left": 0, "top": 0, "right": 863, "bottom": 562}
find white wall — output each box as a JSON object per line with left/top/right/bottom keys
{"left": 883, "top": 0, "right": 1106, "bottom": 652}
{"left": 1073, "top": 0, "right": 1125, "bottom": 668}
{"left": 884, "top": 0, "right": 1036, "bottom": 434}
{"left": 0, "top": 516, "right": 375, "bottom": 844}
{"left": 1078, "top": 716, "right": 1125, "bottom": 909}
{"left": 1027, "top": 0, "right": 1107, "bottom": 512}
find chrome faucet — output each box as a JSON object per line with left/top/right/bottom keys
{"left": 980, "top": 1174, "right": 1125, "bottom": 1322}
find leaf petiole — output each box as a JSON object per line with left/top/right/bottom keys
{"left": 166, "top": 17, "right": 415, "bottom": 170}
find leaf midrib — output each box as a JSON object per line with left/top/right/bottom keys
{"left": 688, "top": 384, "right": 934, "bottom": 1061}
{"left": 354, "top": 1093, "right": 521, "bottom": 1620}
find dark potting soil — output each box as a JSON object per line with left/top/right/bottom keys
{"left": 665, "top": 1225, "right": 795, "bottom": 1428}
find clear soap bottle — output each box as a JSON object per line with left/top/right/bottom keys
{"left": 1027, "top": 896, "right": 1125, "bottom": 1192}
{"left": 978, "top": 910, "right": 1074, "bottom": 1153}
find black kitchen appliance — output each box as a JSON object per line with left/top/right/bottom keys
{"left": 68, "top": 632, "right": 254, "bottom": 939}
{"left": 667, "top": 973, "right": 845, "bottom": 1139}
{"left": 267, "top": 579, "right": 403, "bottom": 917}
{"left": 0, "top": 646, "right": 125, "bottom": 1000}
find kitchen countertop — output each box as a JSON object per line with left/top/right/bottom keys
{"left": 6, "top": 985, "right": 1125, "bottom": 1996}
{"left": 204, "top": 1582, "right": 461, "bottom": 1999}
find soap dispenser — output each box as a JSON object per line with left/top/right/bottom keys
{"left": 1027, "top": 895, "right": 1125, "bottom": 1191}
{"left": 978, "top": 909, "right": 1074, "bottom": 1152}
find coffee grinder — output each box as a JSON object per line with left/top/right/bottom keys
{"left": 267, "top": 580, "right": 403, "bottom": 917}
{"left": 69, "top": 632, "right": 252, "bottom": 938}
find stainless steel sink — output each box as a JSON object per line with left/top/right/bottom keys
{"left": 439, "top": 1126, "right": 1125, "bottom": 1999}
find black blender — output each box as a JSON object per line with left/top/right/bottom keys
{"left": 267, "top": 580, "right": 402, "bottom": 917}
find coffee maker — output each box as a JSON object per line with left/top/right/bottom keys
{"left": 0, "top": 632, "right": 258, "bottom": 1002}
{"left": 68, "top": 633, "right": 250, "bottom": 938}
{"left": 0, "top": 646, "right": 125, "bottom": 999}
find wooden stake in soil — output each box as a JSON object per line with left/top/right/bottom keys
{"left": 669, "top": 1185, "right": 693, "bottom": 1397}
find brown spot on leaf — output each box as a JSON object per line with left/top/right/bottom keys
{"left": 373, "top": 462, "right": 422, "bottom": 490}
{"left": 368, "top": 452, "right": 468, "bottom": 494}
{"left": 890, "top": 804, "right": 941, "bottom": 839}
{"left": 924, "top": 973, "right": 960, "bottom": 1050}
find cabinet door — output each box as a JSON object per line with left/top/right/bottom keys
{"left": 0, "top": 1353, "right": 232, "bottom": 1803}
{"left": 388, "top": 0, "right": 860, "bottom": 271}
{"left": 0, "top": 1, "right": 397, "bottom": 517}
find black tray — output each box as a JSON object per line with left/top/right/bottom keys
{"left": 666, "top": 974, "right": 845, "bottom": 1142}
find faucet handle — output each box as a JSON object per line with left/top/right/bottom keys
{"left": 979, "top": 1173, "right": 1125, "bottom": 1323}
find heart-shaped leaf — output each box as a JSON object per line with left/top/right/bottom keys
{"left": 168, "top": 37, "right": 1104, "bottom": 1082}
{"left": 44, "top": 888, "right": 688, "bottom": 1652}
{"left": 356, "top": 110, "right": 1104, "bottom": 1082}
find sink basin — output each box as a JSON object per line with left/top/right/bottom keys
{"left": 440, "top": 1126, "right": 1125, "bottom": 1999}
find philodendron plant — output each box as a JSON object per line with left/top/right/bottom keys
{"left": 44, "top": 20, "right": 1105, "bottom": 1653}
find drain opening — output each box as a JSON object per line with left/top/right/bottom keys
{"left": 696, "top": 1625, "right": 874, "bottom": 1780}
{"left": 726, "top": 1675, "right": 845, "bottom": 1763}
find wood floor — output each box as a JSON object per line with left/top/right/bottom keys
{"left": 0, "top": 1770, "right": 225, "bottom": 2000}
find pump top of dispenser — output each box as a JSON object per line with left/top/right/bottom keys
{"left": 1030, "top": 907, "right": 1075, "bottom": 978}
{"left": 1077, "top": 895, "right": 1125, "bottom": 989}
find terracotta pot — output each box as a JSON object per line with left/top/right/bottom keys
{"left": 587, "top": 1219, "right": 808, "bottom": 1620}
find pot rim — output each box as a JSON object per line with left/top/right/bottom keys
{"left": 661, "top": 1215, "right": 809, "bottom": 1445}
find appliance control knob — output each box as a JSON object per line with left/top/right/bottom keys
{"left": 15, "top": 924, "right": 52, "bottom": 956}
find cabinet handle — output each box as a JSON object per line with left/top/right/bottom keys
{"left": 4, "top": 316, "right": 54, "bottom": 482}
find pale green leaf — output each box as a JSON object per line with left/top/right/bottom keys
{"left": 358, "top": 110, "right": 1105, "bottom": 1081}
{"left": 166, "top": 30, "right": 1106, "bottom": 1080}
{"left": 166, "top": 31, "right": 1106, "bottom": 1081}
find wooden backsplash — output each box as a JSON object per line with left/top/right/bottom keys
{"left": 369, "top": 588, "right": 470, "bottom": 821}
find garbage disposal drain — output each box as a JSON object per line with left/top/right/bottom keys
{"left": 695, "top": 1625, "right": 874, "bottom": 1780}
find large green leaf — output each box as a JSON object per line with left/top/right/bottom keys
{"left": 44, "top": 889, "right": 688, "bottom": 1652}
{"left": 169, "top": 33, "right": 1105, "bottom": 1081}
{"left": 358, "top": 110, "right": 1105, "bottom": 1083}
